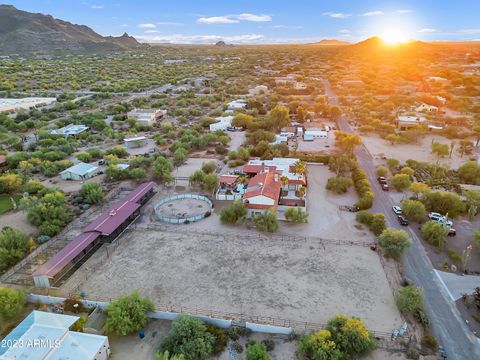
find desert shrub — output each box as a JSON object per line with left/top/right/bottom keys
{"left": 356, "top": 210, "right": 373, "bottom": 225}
{"left": 71, "top": 316, "right": 88, "bottom": 332}
{"left": 159, "top": 316, "right": 214, "bottom": 360}
{"left": 220, "top": 201, "right": 247, "bottom": 225}
{"left": 261, "top": 339, "right": 275, "bottom": 351}
{"left": 421, "top": 333, "right": 437, "bottom": 350}
{"left": 421, "top": 221, "right": 448, "bottom": 248}
{"left": 254, "top": 211, "right": 279, "bottom": 232}
{"left": 414, "top": 309, "right": 430, "bottom": 328}
{"left": 245, "top": 341, "right": 270, "bottom": 360}
{"left": 284, "top": 208, "right": 308, "bottom": 223}
{"left": 231, "top": 341, "right": 243, "bottom": 353}
{"left": 105, "top": 291, "right": 154, "bottom": 335}
{"left": 379, "top": 229, "right": 412, "bottom": 259}
{"left": 402, "top": 200, "right": 427, "bottom": 223}
{"left": 396, "top": 286, "right": 424, "bottom": 314}
{"left": 447, "top": 247, "right": 462, "bottom": 262}
{"left": 406, "top": 347, "right": 420, "bottom": 360}
{"left": 356, "top": 211, "right": 386, "bottom": 236}
{"left": 326, "top": 176, "right": 353, "bottom": 194}
{"left": 206, "top": 325, "right": 228, "bottom": 356}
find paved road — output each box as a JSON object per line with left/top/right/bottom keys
{"left": 322, "top": 79, "right": 480, "bottom": 359}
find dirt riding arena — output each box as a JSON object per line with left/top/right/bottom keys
{"left": 155, "top": 197, "right": 210, "bottom": 219}
{"left": 63, "top": 227, "right": 401, "bottom": 333}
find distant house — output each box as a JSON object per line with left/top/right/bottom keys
{"left": 397, "top": 115, "right": 427, "bottom": 131}
{"left": 60, "top": 162, "right": 99, "bottom": 180}
{"left": 427, "top": 76, "right": 449, "bottom": 84}
{"left": 0, "top": 97, "right": 56, "bottom": 112}
{"left": 51, "top": 124, "right": 89, "bottom": 137}
{"left": 293, "top": 81, "right": 308, "bottom": 90}
{"left": 271, "top": 134, "right": 289, "bottom": 145}
{"left": 126, "top": 108, "right": 166, "bottom": 126}
{"left": 249, "top": 85, "right": 268, "bottom": 96}
{"left": 226, "top": 99, "right": 248, "bottom": 113}
{"left": 416, "top": 103, "right": 438, "bottom": 112}
{"left": 304, "top": 129, "right": 328, "bottom": 139}
{"left": 210, "top": 116, "right": 234, "bottom": 132}
{"left": 0, "top": 310, "right": 110, "bottom": 360}
{"left": 124, "top": 136, "right": 148, "bottom": 148}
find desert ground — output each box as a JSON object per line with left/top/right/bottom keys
{"left": 155, "top": 197, "right": 211, "bottom": 218}
{"left": 361, "top": 133, "right": 473, "bottom": 169}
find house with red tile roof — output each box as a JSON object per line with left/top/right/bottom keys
{"left": 243, "top": 171, "right": 282, "bottom": 216}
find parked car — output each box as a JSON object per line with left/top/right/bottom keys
{"left": 381, "top": 183, "right": 389, "bottom": 191}
{"left": 377, "top": 176, "right": 387, "bottom": 184}
{"left": 98, "top": 160, "right": 105, "bottom": 165}
{"left": 397, "top": 215, "right": 409, "bottom": 226}
{"left": 447, "top": 228, "right": 456, "bottom": 236}
{"left": 428, "top": 212, "right": 444, "bottom": 221}
{"left": 392, "top": 206, "right": 402, "bottom": 215}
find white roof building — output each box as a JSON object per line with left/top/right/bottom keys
{"left": 210, "top": 116, "right": 233, "bottom": 132}
{"left": 271, "top": 134, "right": 289, "bottom": 145}
{"left": 51, "top": 124, "right": 89, "bottom": 136}
{"left": 0, "top": 310, "right": 110, "bottom": 360}
{"left": 127, "top": 109, "right": 166, "bottom": 125}
{"left": 60, "top": 162, "right": 99, "bottom": 180}
{"left": 226, "top": 100, "right": 247, "bottom": 113}
{"left": 304, "top": 129, "right": 328, "bottom": 138}
{"left": 0, "top": 97, "right": 57, "bottom": 113}
{"left": 247, "top": 158, "right": 304, "bottom": 183}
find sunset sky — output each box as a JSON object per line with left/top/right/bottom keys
{"left": 5, "top": 0, "right": 480, "bottom": 44}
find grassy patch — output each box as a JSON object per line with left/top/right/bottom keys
{"left": 0, "top": 194, "right": 21, "bottom": 215}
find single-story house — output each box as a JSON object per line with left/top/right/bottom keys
{"left": 124, "top": 136, "right": 148, "bottom": 148}
{"left": 126, "top": 108, "right": 166, "bottom": 126}
{"left": 416, "top": 103, "right": 438, "bottom": 112}
{"left": 397, "top": 115, "right": 427, "bottom": 131}
{"left": 51, "top": 124, "right": 89, "bottom": 137}
{"left": 226, "top": 99, "right": 248, "bottom": 113}
{"left": 210, "top": 116, "right": 234, "bottom": 132}
{"left": 304, "top": 129, "right": 328, "bottom": 139}
{"left": 0, "top": 310, "right": 110, "bottom": 360}
{"left": 60, "top": 162, "right": 99, "bottom": 180}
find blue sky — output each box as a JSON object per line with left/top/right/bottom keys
{"left": 5, "top": 0, "right": 480, "bottom": 43}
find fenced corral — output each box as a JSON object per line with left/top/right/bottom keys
{"left": 0, "top": 186, "right": 134, "bottom": 286}
{"left": 154, "top": 193, "right": 213, "bottom": 224}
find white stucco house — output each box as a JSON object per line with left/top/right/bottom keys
{"left": 210, "top": 116, "right": 233, "bottom": 132}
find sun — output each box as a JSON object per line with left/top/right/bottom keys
{"left": 380, "top": 28, "right": 408, "bottom": 44}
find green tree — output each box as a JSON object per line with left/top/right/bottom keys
{"left": 159, "top": 316, "right": 215, "bottom": 360}
{"left": 334, "top": 131, "right": 361, "bottom": 155}
{"left": 410, "top": 182, "right": 431, "bottom": 199}
{"left": 396, "top": 286, "right": 424, "bottom": 314}
{"left": 458, "top": 161, "right": 480, "bottom": 185}
{"left": 386, "top": 158, "right": 400, "bottom": 170}
{"left": 104, "top": 291, "right": 155, "bottom": 336}
{"left": 152, "top": 156, "right": 173, "bottom": 183}
{"left": 402, "top": 200, "right": 427, "bottom": 223}
{"left": 400, "top": 166, "right": 415, "bottom": 177}
{"left": 0, "top": 173, "right": 23, "bottom": 194}
{"left": 370, "top": 213, "right": 387, "bottom": 236}
{"left": 421, "top": 221, "right": 448, "bottom": 249}
{"left": 431, "top": 142, "right": 449, "bottom": 164}
{"left": 376, "top": 166, "right": 388, "bottom": 178}
{"left": 284, "top": 208, "right": 308, "bottom": 223}
{"left": 155, "top": 351, "right": 185, "bottom": 360}
{"left": 219, "top": 201, "right": 247, "bottom": 225}
{"left": 0, "top": 227, "right": 30, "bottom": 273}
{"left": 254, "top": 211, "right": 279, "bottom": 232}
{"left": 422, "top": 191, "right": 465, "bottom": 217}
{"left": 390, "top": 174, "right": 411, "bottom": 192}
{"left": 378, "top": 229, "right": 412, "bottom": 259}
{"left": 0, "top": 287, "right": 26, "bottom": 327}
{"left": 326, "top": 176, "right": 353, "bottom": 194}
{"left": 201, "top": 173, "right": 218, "bottom": 193}
{"left": 79, "top": 182, "right": 104, "bottom": 205}
{"left": 246, "top": 341, "right": 271, "bottom": 360}
{"left": 201, "top": 161, "right": 217, "bottom": 174}
{"left": 292, "top": 160, "right": 307, "bottom": 175}
{"left": 298, "top": 329, "right": 343, "bottom": 360}
{"left": 326, "top": 314, "right": 377, "bottom": 357}
{"left": 269, "top": 105, "right": 290, "bottom": 131}
{"left": 232, "top": 113, "right": 254, "bottom": 128}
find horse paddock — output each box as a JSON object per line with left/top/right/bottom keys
{"left": 64, "top": 227, "right": 401, "bottom": 333}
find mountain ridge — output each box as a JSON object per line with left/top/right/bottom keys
{"left": 0, "top": 4, "right": 141, "bottom": 55}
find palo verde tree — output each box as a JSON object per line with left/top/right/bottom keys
{"left": 79, "top": 182, "right": 104, "bottom": 205}
{"left": 378, "top": 229, "right": 412, "bottom": 260}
